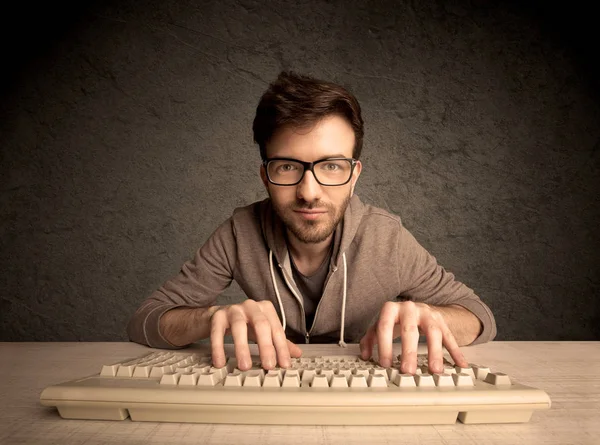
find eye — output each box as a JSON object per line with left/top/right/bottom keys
{"left": 277, "top": 163, "right": 298, "bottom": 172}
{"left": 322, "top": 162, "right": 340, "bottom": 171}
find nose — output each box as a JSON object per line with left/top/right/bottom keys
{"left": 296, "top": 169, "right": 322, "bottom": 202}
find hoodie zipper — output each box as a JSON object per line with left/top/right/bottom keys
{"left": 278, "top": 258, "right": 340, "bottom": 344}
{"left": 277, "top": 264, "right": 310, "bottom": 342}
{"left": 307, "top": 263, "right": 337, "bottom": 340}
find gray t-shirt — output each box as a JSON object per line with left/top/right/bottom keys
{"left": 290, "top": 246, "right": 332, "bottom": 330}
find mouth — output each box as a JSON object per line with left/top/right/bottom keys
{"left": 294, "top": 209, "right": 327, "bottom": 220}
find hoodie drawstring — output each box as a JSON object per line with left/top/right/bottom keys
{"left": 269, "top": 250, "right": 348, "bottom": 348}
{"left": 269, "top": 250, "right": 287, "bottom": 331}
{"left": 338, "top": 252, "right": 348, "bottom": 348}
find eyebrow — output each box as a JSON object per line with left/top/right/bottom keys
{"left": 314, "top": 154, "right": 350, "bottom": 161}
{"left": 269, "top": 154, "right": 351, "bottom": 162}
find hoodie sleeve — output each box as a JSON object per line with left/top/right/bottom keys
{"left": 127, "top": 217, "right": 237, "bottom": 349}
{"left": 396, "top": 224, "right": 497, "bottom": 346}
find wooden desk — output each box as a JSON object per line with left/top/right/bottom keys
{"left": 0, "top": 342, "right": 598, "bottom": 444}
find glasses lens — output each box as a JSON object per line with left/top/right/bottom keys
{"left": 314, "top": 159, "right": 353, "bottom": 185}
{"left": 266, "top": 159, "right": 353, "bottom": 185}
{"left": 267, "top": 160, "right": 305, "bottom": 185}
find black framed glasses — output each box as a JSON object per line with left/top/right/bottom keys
{"left": 263, "top": 157, "right": 358, "bottom": 186}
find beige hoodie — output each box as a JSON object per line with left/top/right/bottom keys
{"left": 127, "top": 195, "right": 497, "bottom": 348}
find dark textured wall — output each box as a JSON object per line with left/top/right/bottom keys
{"left": 1, "top": 0, "right": 598, "bottom": 342}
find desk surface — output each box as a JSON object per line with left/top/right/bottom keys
{"left": 1, "top": 341, "right": 598, "bottom": 445}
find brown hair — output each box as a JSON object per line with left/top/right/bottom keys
{"left": 252, "top": 71, "right": 364, "bottom": 161}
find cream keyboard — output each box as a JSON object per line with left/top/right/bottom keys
{"left": 40, "top": 351, "right": 551, "bottom": 425}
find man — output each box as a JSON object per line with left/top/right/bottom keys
{"left": 127, "top": 71, "right": 496, "bottom": 375}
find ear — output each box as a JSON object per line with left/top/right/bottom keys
{"left": 260, "top": 164, "right": 269, "bottom": 189}
{"left": 350, "top": 160, "right": 362, "bottom": 196}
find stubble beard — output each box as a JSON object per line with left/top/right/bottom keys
{"left": 271, "top": 193, "right": 352, "bottom": 244}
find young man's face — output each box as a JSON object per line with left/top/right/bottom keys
{"left": 260, "top": 114, "right": 362, "bottom": 244}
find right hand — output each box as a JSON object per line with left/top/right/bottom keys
{"left": 209, "top": 300, "right": 303, "bottom": 371}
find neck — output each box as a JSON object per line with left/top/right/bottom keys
{"left": 286, "top": 231, "right": 333, "bottom": 267}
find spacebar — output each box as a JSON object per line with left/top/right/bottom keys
{"left": 129, "top": 403, "right": 460, "bottom": 425}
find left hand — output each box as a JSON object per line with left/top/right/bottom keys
{"left": 359, "top": 301, "right": 469, "bottom": 374}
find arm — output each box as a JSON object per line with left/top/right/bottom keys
{"left": 395, "top": 224, "right": 496, "bottom": 345}
{"left": 158, "top": 306, "right": 221, "bottom": 347}
{"left": 360, "top": 222, "right": 494, "bottom": 374}
{"left": 127, "top": 218, "right": 236, "bottom": 349}
{"left": 431, "top": 304, "right": 483, "bottom": 346}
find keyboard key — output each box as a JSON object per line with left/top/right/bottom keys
{"left": 320, "top": 369, "right": 335, "bottom": 383}
{"left": 242, "top": 371, "right": 264, "bottom": 387}
{"left": 266, "top": 369, "right": 283, "bottom": 384}
{"left": 224, "top": 371, "right": 244, "bottom": 387}
{"left": 336, "top": 368, "right": 353, "bottom": 380}
{"left": 282, "top": 370, "right": 301, "bottom": 388}
{"left": 452, "top": 373, "right": 475, "bottom": 387}
{"left": 353, "top": 367, "right": 370, "bottom": 379}
{"left": 311, "top": 375, "right": 329, "bottom": 388}
{"left": 415, "top": 374, "right": 435, "bottom": 387}
{"left": 368, "top": 374, "right": 388, "bottom": 387}
{"left": 192, "top": 365, "right": 212, "bottom": 374}
{"left": 330, "top": 375, "right": 349, "bottom": 388}
{"left": 159, "top": 372, "right": 180, "bottom": 385}
{"left": 349, "top": 374, "right": 368, "bottom": 388}
{"left": 387, "top": 367, "right": 399, "bottom": 382}
{"left": 197, "top": 372, "right": 220, "bottom": 386}
{"left": 484, "top": 372, "right": 512, "bottom": 386}
{"left": 116, "top": 364, "right": 136, "bottom": 377}
{"left": 150, "top": 365, "right": 173, "bottom": 378}
{"left": 263, "top": 374, "right": 281, "bottom": 387}
{"left": 433, "top": 373, "right": 454, "bottom": 387}
{"left": 455, "top": 366, "right": 475, "bottom": 379}
{"left": 394, "top": 374, "right": 416, "bottom": 388}
{"left": 472, "top": 365, "right": 491, "bottom": 380}
{"left": 179, "top": 372, "right": 199, "bottom": 386}
{"left": 370, "top": 367, "right": 389, "bottom": 381}
{"left": 301, "top": 368, "right": 317, "bottom": 386}
{"left": 209, "top": 366, "right": 229, "bottom": 380}
{"left": 100, "top": 364, "right": 120, "bottom": 377}
{"left": 132, "top": 365, "right": 153, "bottom": 378}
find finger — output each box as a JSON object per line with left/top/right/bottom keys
{"left": 286, "top": 340, "right": 303, "bottom": 358}
{"left": 441, "top": 327, "right": 468, "bottom": 368}
{"left": 398, "top": 305, "right": 420, "bottom": 374}
{"left": 229, "top": 307, "right": 252, "bottom": 371}
{"left": 359, "top": 325, "right": 376, "bottom": 360}
{"left": 376, "top": 302, "right": 399, "bottom": 368}
{"left": 210, "top": 309, "right": 229, "bottom": 368}
{"left": 424, "top": 322, "right": 444, "bottom": 374}
{"left": 260, "top": 302, "right": 294, "bottom": 368}
{"left": 248, "top": 311, "right": 277, "bottom": 370}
